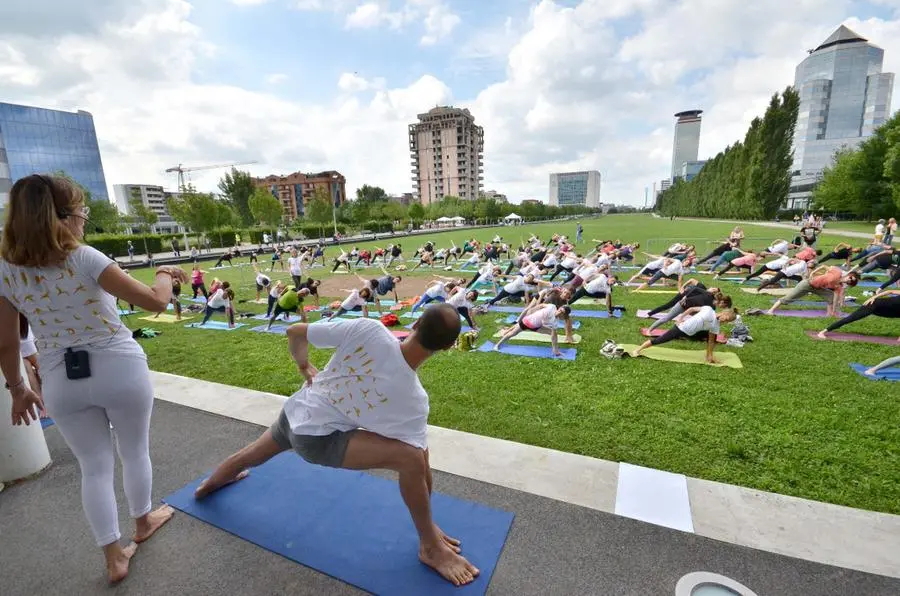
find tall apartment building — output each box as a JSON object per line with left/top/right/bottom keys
{"left": 252, "top": 170, "right": 346, "bottom": 221}
{"left": 788, "top": 25, "right": 894, "bottom": 209}
{"left": 409, "top": 106, "right": 484, "bottom": 204}
{"left": 549, "top": 171, "right": 601, "bottom": 208}
{"left": 112, "top": 184, "right": 183, "bottom": 234}
{"left": 0, "top": 102, "right": 108, "bottom": 210}
{"left": 671, "top": 110, "right": 703, "bottom": 180}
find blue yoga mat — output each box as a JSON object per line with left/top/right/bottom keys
{"left": 189, "top": 297, "right": 208, "bottom": 303}
{"left": 850, "top": 363, "right": 900, "bottom": 382}
{"left": 502, "top": 316, "right": 581, "bottom": 330}
{"left": 859, "top": 281, "right": 887, "bottom": 288}
{"left": 569, "top": 309, "right": 622, "bottom": 319}
{"left": 476, "top": 341, "right": 577, "bottom": 361}
{"left": 249, "top": 324, "right": 289, "bottom": 335}
{"left": 339, "top": 310, "right": 383, "bottom": 318}
{"left": 185, "top": 321, "right": 247, "bottom": 331}
{"left": 251, "top": 313, "right": 302, "bottom": 322}
{"left": 485, "top": 305, "right": 524, "bottom": 314}
{"left": 41, "top": 417, "right": 55, "bottom": 429}
{"left": 164, "top": 453, "right": 512, "bottom": 595}
{"left": 117, "top": 309, "right": 136, "bottom": 316}
{"left": 402, "top": 311, "right": 466, "bottom": 321}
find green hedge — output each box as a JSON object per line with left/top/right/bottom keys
{"left": 361, "top": 220, "right": 394, "bottom": 233}
{"left": 86, "top": 230, "right": 239, "bottom": 257}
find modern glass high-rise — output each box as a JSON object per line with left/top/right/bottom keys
{"left": 788, "top": 25, "right": 894, "bottom": 208}
{"left": 0, "top": 102, "right": 109, "bottom": 211}
{"left": 671, "top": 110, "right": 703, "bottom": 180}
{"left": 549, "top": 171, "right": 601, "bottom": 207}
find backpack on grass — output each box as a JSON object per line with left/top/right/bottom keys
{"left": 600, "top": 339, "right": 627, "bottom": 359}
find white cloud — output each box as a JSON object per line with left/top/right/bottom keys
{"left": 420, "top": 3, "right": 460, "bottom": 46}
{"left": 4, "top": 0, "right": 900, "bottom": 205}
{"left": 229, "top": 0, "right": 270, "bottom": 6}
{"left": 345, "top": 3, "right": 383, "bottom": 29}
{"left": 265, "top": 72, "right": 288, "bottom": 84}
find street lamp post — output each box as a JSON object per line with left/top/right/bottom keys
{"left": 331, "top": 174, "right": 339, "bottom": 239}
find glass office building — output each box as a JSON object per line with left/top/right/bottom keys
{"left": 788, "top": 26, "right": 894, "bottom": 209}
{"left": 0, "top": 102, "right": 109, "bottom": 210}
{"left": 671, "top": 110, "right": 703, "bottom": 180}
{"left": 549, "top": 171, "right": 601, "bottom": 207}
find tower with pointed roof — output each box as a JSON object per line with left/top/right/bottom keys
{"left": 788, "top": 25, "right": 894, "bottom": 209}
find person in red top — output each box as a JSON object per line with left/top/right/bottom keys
{"left": 794, "top": 246, "right": 820, "bottom": 262}
{"left": 767, "top": 266, "right": 859, "bottom": 316}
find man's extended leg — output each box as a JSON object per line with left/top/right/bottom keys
{"left": 194, "top": 429, "right": 287, "bottom": 498}
{"left": 341, "top": 431, "right": 478, "bottom": 586}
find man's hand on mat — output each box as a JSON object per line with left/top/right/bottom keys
{"left": 298, "top": 362, "right": 318, "bottom": 385}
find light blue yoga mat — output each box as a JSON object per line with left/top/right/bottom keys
{"left": 249, "top": 324, "right": 289, "bottom": 335}
{"left": 251, "top": 313, "right": 303, "bottom": 322}
{"left": 404, "top": 323, "right": 473, "bottom": 333}
{"left": 850, "top": 363, "right": 900, "bottom": 382}
{"left": 117, "top": 309, "right": 136, "bottom": 316}
{"left": 502, "top": 315, "right": 581, "bottom": 329}
{"left": 185, "top": 321, "right": 246, "bottom": 331}
{"left": 569, "top": 309, "right": 623, "bottom": 319}
{"left": 339, "top": 310, "right": 384, "bottom": 318}
{"left": 164, "top": 453, "right": 512, "bottom": 596}
{"left": 485, "top": 305, "right": 525, "bottom": 314}
{"left": 476, "top": 341, "right": 577, "bottom": 361}
{"left": 402, "top": 311, "right": 466, "bottom": 321}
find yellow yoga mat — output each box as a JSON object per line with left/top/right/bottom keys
{"left": 741, "top": 287, "right": 792, "bottom": 296}
{"left": 493, "top": 330, "right": 582, "bottom": 344}
{"left": 619, "top": 344, "right": 743, "bottom": 369}
{"left": 140, "top": 314, "right": 194, "bottom": 323}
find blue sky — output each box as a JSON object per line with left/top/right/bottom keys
{"left": 4, "top": 0, "right": 900, "bottom": 204}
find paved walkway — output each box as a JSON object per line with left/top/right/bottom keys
{"left": 3, "top": 396, "right": 898, "bottom": 595}
{"left": 682, "top": 217, "right": 874, "bottom": 240}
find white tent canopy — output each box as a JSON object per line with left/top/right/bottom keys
{"left": 450, "top": 215, "right": 465, "bottom": 221}
{"left": 504, "top": 213, "right": 522, "bottom": 220}
{"left": 435, "top": 216, "right": 452, "bottom": 222}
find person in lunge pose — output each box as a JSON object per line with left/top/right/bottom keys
{"left": 359, "top": 268, "right": 402, "bottom": 308}
{"left": 818, "top": 242, "right": 856, "bottom": 267}
{"left": 817, "top": 290, "right": 900, "bottom": 340}
{"left": 198, "top": 282, "right": 235, "bottom": 327}
{"left": 193, "top": 307, "right": 480, "bottom": 586}
{"left": 410, "top": 280, "right": 457, "bottom": 313}
{"left": 447, "top": 287, "right": 480, "bottom": 331}
{"left": 567, "top": 272, "right": 616, "bottom": 314}
{"left": 331, "top": 248, "right": 352, "bottom": 273}
{"left": 267, "top": 285, "right": 310, "bottom": 329}
{"left": 756, "top": 257, "right": 810, "bottom": 291}
{"left": 630, "top": 257, "right": 685, "bottom": 292}
{"left": 190, "top": 265, "right": 208, "bottom": 299}
{"left": 645, "top": 281, "right": 731, "bottom": 332}
{"left": 631, "top": 305, "right": 737, "bottom": 364}
{"left": 493, "top": 301, "right": 572, "bottom": 357}
{"left": 767, "top": 266, "right": 860, "bottom": 317}
{"left": 326, "top": 287, "right": 373, "bottom": 320}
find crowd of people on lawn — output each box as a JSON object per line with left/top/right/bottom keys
{"left": 1, "top": 174, "right": 897, "bottom": 588}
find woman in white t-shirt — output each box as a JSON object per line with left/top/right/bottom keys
{"left": 493, "top": 302, "right": 571, "bottom": 357}
{"left": 254, "top": 265, "right": 271, "bottom": 301}
{"left": 327, "top": 287, "right": 373, "bottom": 320}
{"left": 549, "top": 253, "right": 579, "bottom": 281}
{"left": 288, "top": 249, "right": 304, "bottom": 289}
{"left": 568, "top": 273, "right": 617, "bottom": 314}
{"left": 757, "top": 258, "right": 809, "bottom": 291}
{"left": 486, "top": 273, "right": 543, "bottom": 306}
{"left": 632, "top": 305, "right": 737, "bottom": 364}
{"left": 627, "top": 255, "right": 666, "bottom": 285}
{"left": 331, "top": 248, "right": 352, "bottom": 273}
{"left": 743, "top": 254, "right": 790, "bottom": 284}
{"left": 266, "top": 280, "right": 286, "bottom": 318}
{"left": 465, "top": 263, "right": 501, "bottom": 295}
{"left": 631, "top": 258, "right": 684, "bottom": 292}
{"left": 447, "top": 288, "right": 480, "bottom": 330}
{"left": 410, "top": 280, "right": 456, "bottom": 313}
{"left": 0, "top": 174, "right": 188, "bottom": 583}
{"left": 197, "top": 282, "right": 235, "bottom": 327}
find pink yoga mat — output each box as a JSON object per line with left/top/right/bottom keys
{"left": 805, "top": 330, "right": 900, "bottom": 346}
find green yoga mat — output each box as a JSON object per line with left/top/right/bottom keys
{"left": 740, "top": 287, "right": 793, "bottom": 296}
{"left": 492, "top": 330, "right": 582, "bottom": 344}
{"left": 572, "top": 298, "right": 609, "bottom": 306}
{"left": 619, "top": 344, "right": 743, "bottom": 369}
{"left": 632, "top": 290, "right": 679, "bottom": 295}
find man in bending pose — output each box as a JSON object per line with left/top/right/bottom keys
{"left": 194, "top": 305, "right": 480, "bottom": 586}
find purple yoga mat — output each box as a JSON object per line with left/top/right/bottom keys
{"left": 635, "top": 310, "right": 665, "bottom": 320}
{"left": 771, "top": 309, "right": 842, "bottom": 319}
{"left": 805, "top": 330, "right": 900, "bottom": 346}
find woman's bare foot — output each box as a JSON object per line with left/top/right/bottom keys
{"left": 817, "top": 330, "right": 828, "bottom": 339}
{"left": 864, "top": 367, "right": 878, "bottom": 377}
{"left": 194, "top": 469, "right": 250, "bottom": 499}
{"left": 434, "top": 524, "right": 461, "bottom": 553}
{"left": 134, "top": 505, "right": 175, "bottom": 543}
{"left": 419, "top": 542, "right": 480, "bottom": 586}
{"left": 106, "top": 542, "right": 137, "bottom": 584}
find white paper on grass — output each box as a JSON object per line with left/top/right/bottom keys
{"left": 614, "top": 462, "right": 694, "bottom": 533}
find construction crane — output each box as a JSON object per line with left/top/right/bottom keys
{"left": 165, "top": 160, "right": 258, "bottom": 190}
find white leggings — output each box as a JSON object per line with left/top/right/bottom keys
{"left": 42, "top": 350, "right": 154, "bottom": 547}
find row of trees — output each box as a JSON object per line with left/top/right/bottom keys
{"left": 812, "top": 111, "right": 900, "bottom": 219}
{"left": 655, "top": 87, "right": 800, "bottom": 219}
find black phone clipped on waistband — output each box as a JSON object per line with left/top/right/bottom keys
{"left": 64, "top": 348, "right": 91, "bottom": 380}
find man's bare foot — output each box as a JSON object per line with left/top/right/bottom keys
{"left": 194, "top": 469, "right": 250, "bottom": 499}
{"left": 419, "top": 543, "right": 480, "bottom": 586}
{"left": 107, "top": 542, "right": 137, "bottom": 584}
{"left": 434, "top": 524, "right": 462, "bottom": 553}
{"left": 134, "top": 505, "right": 175, "bottom": 543}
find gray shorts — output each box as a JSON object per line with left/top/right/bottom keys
{"left": 269, "top": 410, "right": 356, "bottom": 468}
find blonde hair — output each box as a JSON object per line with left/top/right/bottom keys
{"left": 1, "top": 175, "right": 84, "bottom": 267}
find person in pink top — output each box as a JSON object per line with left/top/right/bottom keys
{"left": 493, "top": 301, "right": 572, "bottom": 357}
{"left": 794, "top": 246, "right": 820, "bottom": 262}
{"left": 714, "top": 250, "right": 758, "bottom": 278}
{"left": 190, "top": 265, "right": 207, "bottom": 299}
{"left": 767, "top": 266, "right": 860, "bottom": 316}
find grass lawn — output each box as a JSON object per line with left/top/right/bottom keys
{"left": 126, "top": 214, "right": 900, "bottom": 515}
